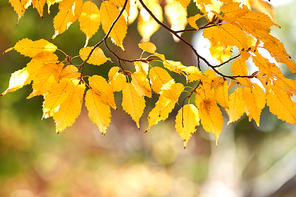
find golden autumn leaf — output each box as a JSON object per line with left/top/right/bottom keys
{"left": 108, "top": 67, "right": 126, "bottom": 92}
{"left": 79, "top": 1, "right": 101, "bottom": 45}
{"left": 85, "top": 89, "right": 111, "bottom": 135}
{"left": 175, "top": 104, "right": 200, "bottom": 148}
{"left": 138, "top": 42, "right": 157, "bottom": 53}
{"left": 32, "top": 0, "right": 46, "bottom": 17}
{"left": 100, "top": 0, "right": 127, "bottom": 51}
{"left": 131, "top": 71, "right": 152, "bottom": 98}
{"left": 226, "top": 87, "right": 245, "bottom": 125}
{"left": 199, "top": 99, "right": 223, "bottom": 145}
{"left": 9, "top": 0, "right": 27, "bottom": 22}
{"left": 27, "top": 62, "right": 64, "bottom": 99}
{"left": 1, "top": 68, "right": 30, "bottom": 96}
{"left": 161, "top": 83, "right": 184, "bottom": 102}
{"left": 89, "top": 75, "right": 116, "bottom": 110}
{"left": 122, "top": 83, "right": 146, "bottom": 129}
{"left": 215, "top": 80, "right": 229, "bottom": 109}
{"left": 43, "top": 78, "right": 76, "bottom": 119}
{"left": 52, "top": 79, "right": 85, "bottom": 133}
{"left": 203, "top": 23, "right": 253, "bottom": 50}
{"left": 242, "top": 84, "right": 265, "bottom": 126}
{"left": 134, "top": 61, "right": 150, "bottom": 76}
{"left": 79, "top": 46, "right": 111, "bottom": 66}
{"left": 232, "top": 57, "right": 253, "bottom": 88}
{"left": 149, "top": 66, "right": 174, "bottom": 94}
{"left": 52, "top": 0, "right": 83, "bottom": 39}
{"left": 26, "top": 52, "right": 59, "bottom": 82}
{"left": 187, "top": 14, "right": 204, "bottom": 30}
{"left": 266, "top": 84, "right": 296, "bottom": 125}
{"left": 59, "top": 64, "right": 80, "bottom": 80}
{"left": 209, "top": 44, "right": 232, "bottom": 63}
{"left": 11, "top": 38, "right": 57, "bottom": 57}
{"left": 146, "top": 95, "right": 178, "bottom": 131}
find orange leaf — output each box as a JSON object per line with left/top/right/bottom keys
{"left": 226, "top": 87, "right": 245, "bottom": 125}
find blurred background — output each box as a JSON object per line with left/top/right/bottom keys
{"left": 1, "top": 0, "right": 296, "bottom": 196}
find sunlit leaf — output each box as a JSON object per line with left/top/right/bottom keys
{"left": 85, "top": 89, "right": 111, "bottom": 135}
{"left": 122, "top": 83, "right": 146, "bottom": 129}
{"left": 79, "top": 1, "right": 101, "bottom": 45}
{"left": 175, "top": 104, "right": 200, "bottom": 148}
{"left": 79, "top": 46, "right": 111, "bottom": 66}
{"left": 13, "top": 38, "right": 57, "bottom": 57}
{"left": 100, "top": 0, "right": 127, "bottom": 51}
{"left": 53, "top": 79, "right": 85, "bottom": 133}
{"left": 108, "top": 66, "right": 126, "bottom": 92}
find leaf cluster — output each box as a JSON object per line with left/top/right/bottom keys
{"left": 3, "top": 0, "right": 296, "bottom": 148}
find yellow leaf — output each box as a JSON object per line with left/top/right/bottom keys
{"left": 9, "top": 0, "right": 27, "bottom": 22}
{"left": 26, "top": 52, "right": 59, "bottom": 82}
{"left": 175, "top": 104, "right": 200, "bottom": 148}
{"left": 32, "top": 0, "right": 46, "bottom": 17}
{"left": 27, "top": 62, "right": 63, "bottom": 99}
{"left": 100, "top": 0, "right": 127, "bottom": 51}
{"left": 146, "top": 95, "right": 178, "bottom": 131}
{"left": 165, "top": 0, "right": 187, "bottom": 41}
{"left": 138, "top": 42, "right": 157, "bottom": 53}
{"left": 242, "top": 84, "right": 265, "bottom": 126}
{"left": 232, "top": 57, "right": 253, "bottom": 88}
{"left": 1, "top": 68, "right": 30, "bottom": 96}
{"left": 215, "top": 80, "right": 229, "bottom": 109}
{"left": 85, "top": 89, "right": 111, "bottom": 135}
{"left": 108, "top": 67, "right": 126, "bottom": 92}
{"left": 266, "top": 84, "right": 296, "bottom": 125}
{"left": 199, "top": 99, "right": 223, "bottom": 145}
{"left": 13, "top": 38, "right": 57, "bottom": 57}
{"left": 226, "top": 88, "right": 245, "bottom": 125}
{"left": 122, "top": 83, "right": 146, "bottom": 129}
{"left": 137, "top": 0, "right": 163, "bottom": 41}
{"left": 187, "top": 14, "right": 203, "bottom": 29}
{"left": 79, "top": 1, "right": 101, "bottom": 44}
{"left": 43, "top": 78, "right": 75, "bottom": 119}
{"left": 131, "top": 71, "right": 152, "bottom": 98}
{"left": 220, "top": 2, "right": 249, "bottom": 18}
{"left": 162, "top": 83, "right": 184, "bottom": 102}
{"left": 209, "top": 44, "right": 232, "bottom": 63}
{"left": 52, "top": 0, "right": 83, "bottom": 39}
{"left": 134, "top": 61, "right": 149, "bottom": 76}
{"left": 53, "top": 79, "right": 85, "bottom": 133}
{"left": 89, "top": 75, "right": 116, "bottom": 110}
{"left": 79, "top": 46, "right": 111, "bottom": 65}
{"left": 149, "top": 66, "right": 173, "bottom": 94}
{"left": 59, "top": 64, "right": 80, "bottom": 80}
{"left": 203, "top": 23, "right": 253, "bottom": 50}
